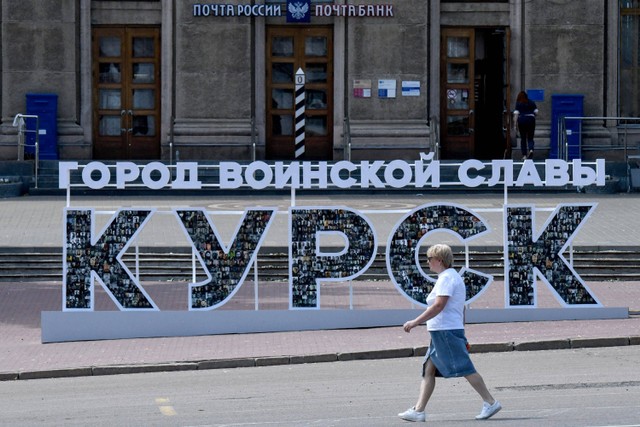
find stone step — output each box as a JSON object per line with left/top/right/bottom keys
{"left": 2, "top": 249, "right": 639, "bottom": 282}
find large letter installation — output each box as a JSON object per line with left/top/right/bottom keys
{"left": 64, "top": 209, "right": 156, "bottom": 311}
{"left": 386, "top": 203, "right": 492, "bottom": 306}
{"left": 505, "top": 204, "right": 600, "bottom": 306}
{"left": 174, "top": 209, "right": 276, "bottom": 310}
{"left": 290, "top": 207, "right": 377, "bottom": 308}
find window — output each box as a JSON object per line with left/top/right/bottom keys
{"left": 620, "top": 0, "right": 640, "bottom": 116}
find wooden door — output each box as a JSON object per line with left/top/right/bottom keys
{"left": 441, "top": 28, "right": 476, "bottom": 159}
{"left": 502, "top": 28, "right": 512, "bottom": 159}
{"left": 266, "top": 26, "right": 333, "bottom": 160}
{"left": 93, "top": 27, "right": 161, "bottom": 160}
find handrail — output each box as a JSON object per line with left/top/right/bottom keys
{"left": 251, "top": 116, "right": 256, "bottom": 162}
{"left": 558, "top": 116, "right": 640, "bottom": 192}
{"left": 430, "top": 115, "right": 440, "bottom": 160}
{"left": 559, "top": 116, "right": 640, "bottom": 161}
{"left": 13, "top": 113, "right": 40, "bottom": 189}
{"left": 343, "top": 116, "right": 352, "bottom": 161}
{"left": 169, "top": 116, "right": 175, "bottom": 165}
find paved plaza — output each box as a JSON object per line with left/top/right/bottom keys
{"left": 1, "top": 191, "right": 639, "bottom": 380}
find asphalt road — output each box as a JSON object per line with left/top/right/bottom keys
{"left": 0, "top": 346, "right": 639, "bottom": 426}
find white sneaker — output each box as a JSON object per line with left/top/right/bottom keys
{"left": 475, "top": 400, "right": 502, "bottom": 420}
{"left": 398, "top": 407, "right": 426, "bottom": 422}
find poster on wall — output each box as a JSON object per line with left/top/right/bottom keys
{"left": 401, "top": 81, "right": 421, "bottom": 97}
{"left": 353, "top": 79, "right": 372, "bottom": 98}
{"left": 378, "top": 79, "right": 396, "bottom": 98}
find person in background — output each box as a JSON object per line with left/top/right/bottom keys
{"left": 513, "top": 91, "right": 539, "bottom": 160}
{"left": 398, "top": 244, "right": 501, "bottom": 422}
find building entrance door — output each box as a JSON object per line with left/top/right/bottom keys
{"left": 266, "top": 26, "right": 333, "bottom": 160}
{"left": 440, "top": 27, "right": 510, "bottom": 160}
{"left": 92, "top": 27, "right": 161, "bottom": 160}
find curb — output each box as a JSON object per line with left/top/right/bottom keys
{"left": 3, "top": 337, "right": 639, "bottom": 382}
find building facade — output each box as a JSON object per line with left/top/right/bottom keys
{"left": 0, "top": 0, "right": 637, "bottom": 163}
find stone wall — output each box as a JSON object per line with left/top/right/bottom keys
{"left": 347, "top": 1, "right": 430, "bottom": 160}
{"left": 171, "top": 2, "right": 254, "bottom": 160}
{"left": 0, "top": 0, "right": 85, "bottom": 160}
{"left": 527, "top": 0, "right": 605, "bottom": 120}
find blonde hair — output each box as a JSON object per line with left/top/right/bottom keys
{"left": 427, "top": 244, "right": 454, "bottom": 268}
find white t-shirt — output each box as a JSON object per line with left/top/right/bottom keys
{"left": 426, "top": 268, "right": 466, "bottom": 331}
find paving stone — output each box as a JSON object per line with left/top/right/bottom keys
{"left": 514, "top": 340, "right": 571, "bottom": 351}
{"left": 290, "top": 354, "right": 338, "bottom": 364}
{"left": 198, "top": 359, "right": 256, "bottom": 370}
{"left": 570, "top": 337, "right": 630, "bottom": 348}
{"left": 19, "top": 367, "right": 93, "bottom": 380}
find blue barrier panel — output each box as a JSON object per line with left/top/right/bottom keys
{"left": 26, "top": 93, "right": 58, "bottom": 160}
{"left": 550, "top": 94, "right": 583, "bottom": 160}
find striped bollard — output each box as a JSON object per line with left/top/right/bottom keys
{"left": 294, "top": 68, "right": 305, "bottom": 158}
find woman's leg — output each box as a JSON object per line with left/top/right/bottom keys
{"left": 519, "top": 124, "right": 527, "bottom": 157}
{"left": 465, "top": 372, "right": 495, "bottom": 404}
{"left": 467, "top": 372, "right": 502, "bottom": 420}
{"left": 415, "top": 359, "right": 438, "bottom": 412}
{"left": 527, "top": 122, "right": 536, "bottom": 155}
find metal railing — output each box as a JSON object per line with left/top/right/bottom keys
{"left": 343, "top": 116, "right": 352, "bottom": 161}
{"left": 558, "top": 116, "right": 640, "bottom": 161}
{"left": 430, "top": 115, "right": 440, "bottom": 160}
{"left": 558, "top": 116, "right": 640, "bottom": 192}
{"left": 13, "top": 113, "right": 40, "bottom": 188}
{"left": 251, "top": 116, "right": 257, "bottom": 162}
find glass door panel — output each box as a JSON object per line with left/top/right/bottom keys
{"left": 447, "top": 63, "right": 469, "bottom": 84}
{"left": 99, "top": 89, "right": 121, "bottom": 110}
{"left": 306, "top": 89, "right": 327, "bottom": 109}
{"left": 272, "top": 89, "right": 294, "bottom": 109}
{"left": 132, "top": 89, "right": 155, "bottom": 109}
{"left": 99, "top": 116, "right": 122, "bottom": 136}
{"left": 133, "top": 63, "right": 155, "bottom": 83}
{"left": 272, "top": 115, "right": 294, "bottom": 136}
{"left": 446, "top": 89, "right": 469, "bottom": 110}
{"left": 447, "top": 37, "right": 469, "bottom": 58}
{"left": 305, "top": 36, "right": 327, "bottom": 56}
{"left": 99, "top": 63, "right": 121, "bottom": 83}
{"left": 272, "top": 37, "right": 294, "bottom": 56}
{"left": 447, "top": 116, "right": 470, "bottom": 136}
{"left": 133, "top": 37, "right": 154, "bottom": 58}
{"left": 99, "top": 37, "right": 121, "bottom": 57}
{"left": 132, "top": 115, "right": 155, "bottom": 137}
{"left": 305, "top": 63, "right": 327, "bottom": 83}
{"left": 272, "top": 63, "right": 294, "bottom": 83}
{"left": 306, "top": 116, "right": 327, "bottom": 136}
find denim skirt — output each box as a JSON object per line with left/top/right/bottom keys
{"left": 422, "top": 329, "right": 477, "bottom": 378}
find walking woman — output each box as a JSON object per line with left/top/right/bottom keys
{"left": 514, "top": 91, "right": 539, "bottom": 160}
{"left": 398, "top": 244, "right": 501, "bottom": 422}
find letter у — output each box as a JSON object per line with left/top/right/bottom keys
{"left": 386, "top": 204, "right": 492, "bottom": 306}
{"left": 174, "top": 208, "right": 276, "bottom": 310}
{"left": 505, "top": 204, "right": 600, "bottom": 306}
{"left": 289, "top": 208, "right": 377, "bottom": 308}
{"left": 63, "top": 209, "right": 156, "bottom": 310}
